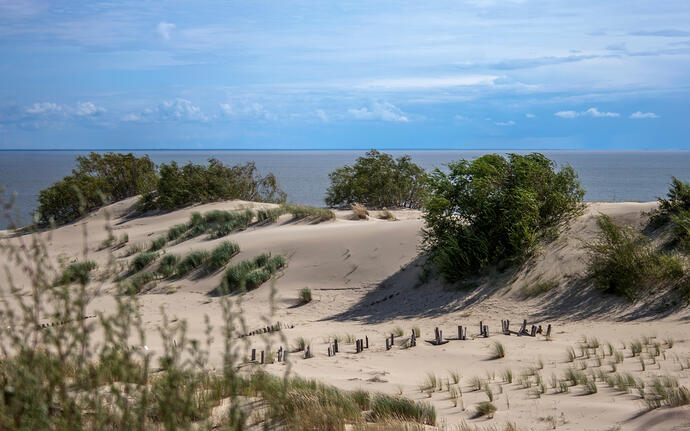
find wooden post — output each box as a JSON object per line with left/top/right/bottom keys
{"left": 546, "top": 324, "right": 552, "bottom": 337}
{"left": 411, "top": 330, "right": 416, "bottom": 347}
{"left": 519, "top": 319, "right": 527, "bottom": 335}
{"left": 334, "top": 339, "right": 339, "bottom": 353}
{"left": 530, "top": 325, "right": 536, "bottom": 337}
{"left": 390, "top": 333, "right": 394, "bottom": 346}
{"left": 365, "top": 336, "right": 369, "bottom": 349}
{"left": 251, "top": 348, "right": 256, "bottom": 362}
{"left": 434, "top": 327, "right": 439, "bottom": 340}
{"left": 328, "top": 346, "right": 332, "bottom": 357}
{"left": 483, "top": 325, "right": 489, "bottom": 337}
{"left": 261, "top": 351, "right": 264, "bottom": 364}
{"left": 386, "top": 338, "right": 391, "bottom": 350}
{"left": 305, "top": 345, "right": 311, "bottom": 359}
{"left": 479, "top": 321, "right": 483, "bottom": 335}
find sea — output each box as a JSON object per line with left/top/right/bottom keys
{"left": 1, "top": 150, "right": 690, "bottom": 228}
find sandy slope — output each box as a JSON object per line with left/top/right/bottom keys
{"left": 1, "top": 199, "right": 689, "bottom": 430}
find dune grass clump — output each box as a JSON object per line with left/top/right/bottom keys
{"left": 370, "top": 394, "right": 436, "bottom": 425}
{"left": 491, "top": 341, "right": 506, "bottom": 359}
{"left": 256, "top": 207, "right": 286, "bottom": 223}
{"left": 283, "top": 203, "right": 335, "bottom": 222}
{"left": 521, "top": 279, "right": 558, "bottom": 298}
{"left": 175, "top": 250, "right": 210, "bottom": 277}
{"left": 584, "top": 214, "right": 687, "bottom": 300}
{"left": 206, "top": 209, "right": 254, "bottom": 239}
{"left": 473, "top": 401, "right": 497, "bottom": 418}
{"left": 123, "top": 271, "right": 156, "bottom": 294}
{"left": 299, "top": 287, "right": 312, "bottom": 304}
{"left": 149, "top": 236, "right": 167, "bottom": 251}
{"left": 218, "top": 253, "right": 286, "bottom": 294}
{"left": 167, "top": 223, "right": 188, "bottom": 241}
{"left": 449, "top": 370, "right": 461, "bottom": 385}
{"left": 131, "top": 251, "right": 158, "bottom": 272}
{"left": 203, "top": 241, "right": 240, "bottom": 274}
{"left": 292, "top": 337, "right": 309, "bottom": 352}
{"left": 351, "top": 203, "right": 369, "bottom": 220}
{"left": 55, "top": 261, "right": 97, "bottom": 285}
{"left": 502, "top": 369, "right": 513, "bottom": 384}
{"left": 122, "top": 243, "right": 144, "bottom": 257}
{"left": 156, "top": 253, "right": 180, "bottom": 278}
{"left": 645, "top": 376, "right": 690, "bottom": 409}
{"left": 378, "top": 208, "right": 397, "bottom": 220}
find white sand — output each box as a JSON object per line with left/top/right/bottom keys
{"left": 1, "top": 199, "right": 689, "bottom": 430}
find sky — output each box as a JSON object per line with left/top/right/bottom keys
{"left": 0, "top": 0, "right": 689, "bottom": 150}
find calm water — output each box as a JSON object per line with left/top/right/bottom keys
{"left": 1, "top": 150, "right": 690, "bottom": 228}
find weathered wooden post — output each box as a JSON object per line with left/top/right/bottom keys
{"left": 546, "top": 324, "right": 552, "bottom": 337}
{"left": 483, "top": 325, "right": 489, "bottom": 337}
{"left": 390, "top": 333, "right": 394, "bottom": 346}
{"left": 530, "top": 325, "right": 536, "bottom": 337}
{"left": 479, "top": 321, "right": 483, "bottom": 336}
{"left": 334, "top": 339, "right": 339, "bottom": 353}
{"left": 386, "top": 338, "right": 391, "bottom": 350}
{"left": 305, "top": 345, "right": 311, "bottom": 359}
{"left": 365, "top": 336, "right": 369, "bottom": 349}
{"left": 519, "top": 319, "right": 527, "bottom": 335}
{"left": 251, "top": 348, "right": 256, "bottom": 362}
{"left": 328, "top": 346, "right": 332, "bottom": 357}
{"left": 261, "top": 351, "right": 265, "bottom": 364}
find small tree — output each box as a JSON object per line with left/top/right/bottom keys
{"left": 325, "top": 150, "right": 428, "bottom": 209}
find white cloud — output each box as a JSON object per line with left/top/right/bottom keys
{"left": 584, "top": 107, "right": 619, "bottom": 118}
{"left": 554, "top": 110, "right": 578, "bottom": 118}
{"left": 525, "top": 113, "right": 536, "bottom": 118}
{"left": 454, "top": 114, "right": 468, "bottom": 120}
{"left": 358, "top": 75, "right": 498, "bottom": 90}
{"left": 156, "top": 22, "right": 176, "bottom": 40}
{"left": 315, "top": 109, "right": 328, "bottom": 122}
{"left": 218, "top": 103, "right": 234, "bottom": 115}
{"left": 124, "top": 98, "right": 207, "bottom": 122}
{"left": 630, "top": 111, "right": 660, "bottom": 119}
{"left": 348, "top": 101, "right": 409, "bottom": 122}
{"left": 75, "top": 101, "right": 105, "bottom": 116}
{"left": 555, "top": 107, "right": 619, "bottom": 118}
{"left": 494, "top": 120, "right": 515, "bottom": 126}
{"left": 25, "top": 102, "right": 63, "bottom": 115}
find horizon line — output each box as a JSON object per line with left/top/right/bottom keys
{"left": 2, "top": 148, "right": 690, "bottom": 152}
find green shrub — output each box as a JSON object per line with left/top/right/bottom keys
{"left": 370, "top": 393, "right": 436, "bottom": 425}
{"left": 55, "top": 261, "right": 97, "bottom": 285}
{"left": 204, "top": 241, "right": 240, "bottom": 273}
{"left": 326, "top": 149, "right": 428, "bottom": 208}
{"left": 423, "top": 153, "right": 584, "bottom": 283}
{"left": 37, "top": 152, "right": 157, "bottom": 226}
{"left": 149, "top": 236, "right": 167, "bottom": 251}
{"left": 131, "top": 251, "right": 159, "bottom": 272}
{"left": 584, "top": 215, "right": 686, "bottom": 300}
{"left": 176, "top": 250, "right": 210, "bottom": 277}
{"left": 257, "top": 207, "right": 287, "bottom": 223}
{"left": 139, "top": 159, "right": 286, "bottom": 211}
{"left": 206, "top": 210, "right": 254, "bottom": 238}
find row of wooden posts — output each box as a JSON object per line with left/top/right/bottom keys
{"left": 248, "top": 320, "right": 552, "bottom": 363}
{"left": 38, "top": 314, "right": 96, "bottom": 329}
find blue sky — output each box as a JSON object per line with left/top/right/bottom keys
{"left": 0, "top": 0, "right": 689, "bottom": 150}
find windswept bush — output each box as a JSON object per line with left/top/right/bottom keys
{"left": 650, "top": 177, "right": 690, "bottom": 251}
{"left": 139, "top": 159, "right": 286, "bottom": 211}
{"left": 37, "top": 152, "right": 157, "bottom": 225}
{"left": 54, "top": 261, "right": 97, "bottom": 286}
{"left": 584, "top": 214, "right": 686, "bottom": 300}
{"left": 423, "top": 153, "right": 584, "bottom": 283}
{"left": 326, "top": 149, "right": 428, "bottom": 209}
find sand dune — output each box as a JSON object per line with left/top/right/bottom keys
{"left": 2, "top": 199, "right": 689, "bottom": 430}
